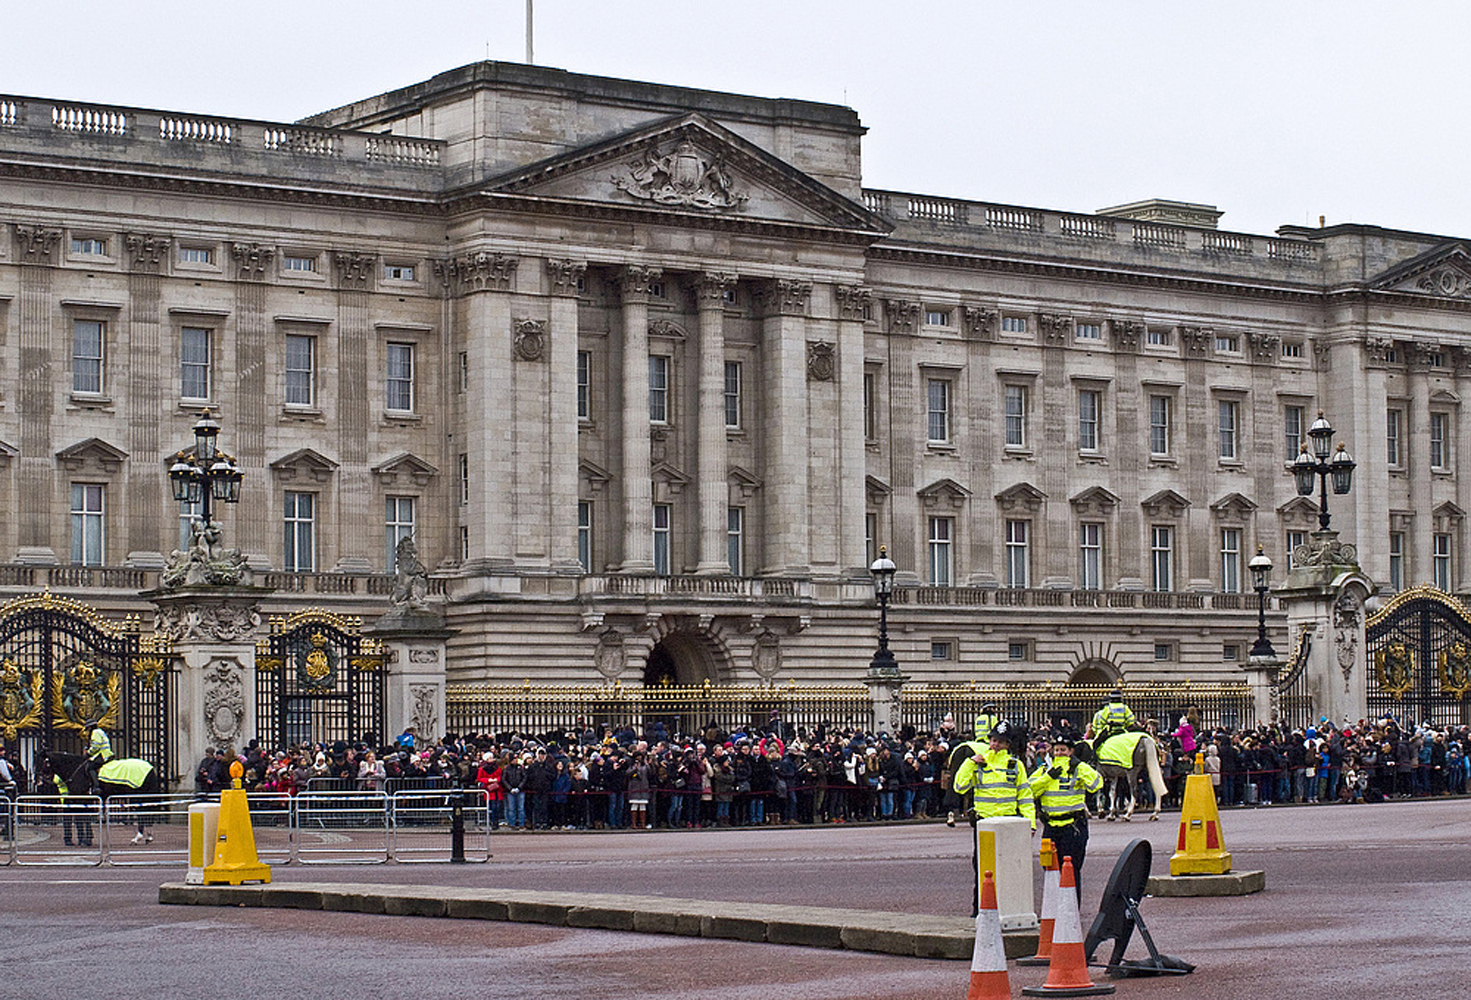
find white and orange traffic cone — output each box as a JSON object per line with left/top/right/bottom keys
{"left": 966, "top": 870, "right": 1012, "bottom": 1000}
{"left": 1017, "top": 837, "right": 1059, "bottom": 967}
{"left": 1021, "top": 857, "right": 1113, "bottom": 996}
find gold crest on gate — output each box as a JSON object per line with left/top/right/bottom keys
{"left": 1438, "top": 642, "right": 1471, "bottom": 698}
{"left": 0, "top": 658, "right": 43, "bottom": 740}
{"left": 1374, "top": 641, "right": 1415, "bottom": 699}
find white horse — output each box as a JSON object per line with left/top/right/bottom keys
{"left": 1093, "top": 732, "right": 1168, "bottom": 822}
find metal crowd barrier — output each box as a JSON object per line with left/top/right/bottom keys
{"left": 0, "top": 790, "right": 490, "bottom": 865}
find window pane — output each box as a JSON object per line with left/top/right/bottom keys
{"left": 577, "top": 351, "right": 591, "bottom": 419}
{"left": 386, "top": 343, "right": 414, "bottom": 411}
{"left": 649, "top": 356, "right": 669, "bottom": 423}
{"left": 73, "top": 320, "right": 104, "bottom": 394}
{"left": 181, "top": 327, "right": 211, "bottom": 400}
{"left": 727, "top": 507, "right": 743, "bottom": 575}
{"left": 927, "top": 380, "right": 949, "bottom": 442}
{"left": 724, "top": 361, "right": 741, "bottom": 428}
{"left": 285, "top": 335, "right": 315, "bottom": 406}
{"left": 1149, "top": 396, "right": 1169, "bottom": 455}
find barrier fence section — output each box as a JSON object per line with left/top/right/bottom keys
{"left": 295, "top": 790, "right": 390, "bottom": 864}
{"left": 10, "top": 795, "right": 104, "bottom": 865}
{"left": 390, "top": 787, "right": 491, "bottom": 863}
{"left": 102, "top": 794, "right": 195, "bottom": 867}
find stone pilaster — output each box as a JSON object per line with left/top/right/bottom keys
{"left": 693, "top": 272, "right": 735, "bottom": 574}
{"left": 617, "top": 265, "right": 660, "bottom": 573}
{"left": 14, "top": 225, "right": 61, "bottom": 564}
{"left": 884, "top": 299, "right": 919, "bottom": 585}
{"left": 547, "top": 259, "right": 586, "bottom": 573}
{"left": 231, "top": 244, "right": 272, "bottom": 566}
{"left": 1040, "top": 324, "right": 1069, "bottom": 587}
{"left": 835, "top": 285, "right": 871, "bottom": 577}
{"left": 333, "top": 252, "right": 376, "bottom": 572}
{"left": 1278, "top": 540, "right": 1372, "bottom": 726}
{"left": 758, "top": 279, "right": 813, "bottom": 576}
{"left": 125, "top": 233, "right": 170, "bottom": 568}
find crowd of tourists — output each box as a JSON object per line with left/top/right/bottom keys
{"left": 179, "top": 706, "right": 1471, "bottom": 831}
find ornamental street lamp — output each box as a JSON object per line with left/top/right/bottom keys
{"left": 1292, "top": 410, "right": 1356, "bottom": 530}
{"left": 168, "top": 409, "right": 243, "bottom": 529}
{"left": 868, "top": 545, "right": 898, "bottom": 675}
{"left": 1248, "top": 545, "right": 1276, "bottom": 659}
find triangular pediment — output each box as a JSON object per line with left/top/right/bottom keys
{"left": 270, "top": 448, "right": 338, "bottom": 483}
{"left": 1210, "top": 492, "right": 1258, "bottom": 518}
{"left": 865, "top": 475, "right": 892, "bottom": 506}
{"left": 728, "top": 465, "right": 762, "bottom": 499}
{"left": 995, "top": 482, "right": 1046, "bottom": 513}
{"left": 1070, "top": 486, "right": 1120, "bottom": 512}
{"left": 0, "top": 438, "right": 16, "bottom": 467}
{"left": 651, "top": 461, "right": 690, "bottom": 500}
{"left": 371, "top": 452, "right": 438, "bottom": 486}
{"left": 1141, "top": 488, "right": 1191, "bottom": 516}
{"left": 919, "top": 478, "right": 972, "bottom": 510}
{"left": 1277, "top": 496, "right": 1320, "bottom": 519}
{"left": 1434, "top": 500, "right": 1466, "bottom": 520}
{"left": 482, "top": 114, "right": 888, "bottom": 236}
{"left": 1371, "top": 242, "right": 1471, "bottom": 300}
{"left": 56, "top": 437, "right": 127, "bottom": 472}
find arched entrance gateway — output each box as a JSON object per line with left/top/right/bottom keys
{"left": 642, "top": 631, "right": 724, "bottom": 687}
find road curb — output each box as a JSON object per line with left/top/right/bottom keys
{"left": 158, "top": 881, "right": 1036, "bottom": 959}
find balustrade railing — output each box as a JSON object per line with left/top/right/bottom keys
{"left": 1132, "top": 222, "right": 1188, "bottom": 249}
{"left": 986, "top": 205, "right": 1045, "bottom": 231}
{"left": 159, "top": 116, "right": 235, "bottom": 143}
{"left": 1202, "top": 231, "right": 1254, "bottom": 254}
{"left": 1059, "top": 213, "right": 1115, "bottom": 239}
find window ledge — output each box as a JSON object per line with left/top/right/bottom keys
{"left": 178, "top": 399, "right": 214, "bottom": 413}
{"left": 382, "top": 411, "right": 422, "bottom": 425}
{"left": 1149, "top": 455, "right": 1177, "bottom": 467}
{"left": 1433, "top": 469, "right": 1455, "bottom": 478}
{"left": 1078, "top": 452, "right": 1108, "bottom": 465}
{"left": 926, "top": 442, "right": 957, "bottom": 454}
{"left": 68, "top": 393, "right": 113, "bottom": 410}
{"left": 281, "top": 406, "right": 324, "bottom": 422}
{"left": 1218, "top": 459, "right": 1246, "bottom": 469}
{"left": 1003, "top": 446, "right": 1034, "bottom": 459}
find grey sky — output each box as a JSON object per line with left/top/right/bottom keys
{"left": 4, "top": 1, "right": 1463, "bottom": 238}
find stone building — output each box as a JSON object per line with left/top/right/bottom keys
{"left": 0, "top": 62, "right": 1465, "bottom": 690}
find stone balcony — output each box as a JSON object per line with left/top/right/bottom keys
{"left": 0, "top": 95, "right": 446, "bottom": 193}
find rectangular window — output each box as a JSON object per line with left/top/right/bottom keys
{"left": 1008, "top": 641, "right": 1030, "bottom": 661}
{"left": 1078, "top": 389, "right": 1101, "bottom": 452}
{"left": 178, "top": 497, "right": 203, "bottom": 552}
{"left": 1287, "top": 530, "right": 1307, "bottom": 571}
{"left": 924, "top": 309, "right": 951, "bottom": 327}
{"left": 180, "top": 326, "right": 211, "bottom": 401}
{"left": 1432, "top": 351, "right": 1448, "bottom": 369}
{"left": 1282, "top": 340, "right": 1304, "bottom": 359}
{"left": 385, "top": 342, "right": 415, "bottom": 412}
{"left": 928, "top": 516, "right": 953, "bottom": 586}
{"left": 1076, "top": 322, "right": 1102, "bottom": 341}
{"left": 70, "top": 483, "right": 104, "bottom": 566}
{"left": 285, "top": 334, "right": 316, "bottom": 407}
{"left": 71, "top": 236, "right": 106, "bottom": 255}
{"left": 649, "top": 355, "right": 670, "bottom": 424}
{"left": 865, "top": 511, "right": 877, "bottom": 568}
{"left": 457, "top": 352, "right": 468, "bottom": 394}
{"left": 1005, "top": 519, "right": 1029, "bottom": 589}
{"left": 282, "top": 254, "right": 316, "bottom": 272}
{"left": 578, "top": 501, "right": 593, "bottom": 572}
{"left": 1149, "top": 395, "right": 1171, "bottom": 456}
{"left": 385, "top": 496, "right": 416, "bottom": 571}
{"left": 178, "top": 246, "right": 214, "bottom": 265}
{"left": 577, "top": 351, "right": 591, "bottom": 420}
{"left": 1284, "top": 405, "right": 1304, "bottom": 462}
{"left": 459, "top": 525, "right": 470, "bottom": 562}
{"left": 1001, "top": 315, "right": 1027, "bottom": 334}
{"left": 1004, "top": 385, "right": 1027, "bottom": 448}
{"left": 1218, "top": 400, "right": 1239, "bottom": 460}
{"left": 1215, "top": 333, "right": 1240, "bottom": 353}
{"left": 1151, "top": 525, "right": 1174, "bottom": 592}
{"left": 863, "top": 372, "right": 877, "bottom": 440}
{"left": 1431, "top": 412, "right": 1449, "bottom": 470}
{"left": 1220, "top": 528, "right": 1242, "bottom": 594}
{"left": 727, "top": 507, "right": 744, "bottom": 576}
{"left": 72, "top": 319, "right": 104, "bottom": 394}
{"left": 283, "top": 491, "right": 315, "bottom": 572}
{"left": 1386, "top": 408, "right": 1402, "bottom": 467}
{"left": 724, "top": 361, "right": 742, "bottom": 429}
{"left": 931, "top": 641, "right": 953, "bottom": 661}
{"left": 927, "top": 379, "right": 951, "bottom": 443}
{"left": 1079, "top": 522, "right": 1103, "bottom": 590}
{"left": 652, "top": 503, "right": 671, "bottom": 576}
{"left": 1389, "top": 532, "right": 1404, "bottom": 591}
{"left": 1154, "top": 642, "right": 1174, "bottom": 661}
{"left": 458, "top": 453, "right": 469, "bottom": 505}
{"left": 1223, "top": 644, "right": 1240, "bottom": 662}
{"left": 1434, "top": 533, "right": 1453, "bottom": 591}
{"left": 384, "top": 263, "right": 415, "bottom": 281}
{"left": 1147, "top": 327, "right": 1171, "bottom": 347}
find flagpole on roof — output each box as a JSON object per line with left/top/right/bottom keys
{"left": 526, "top": 0, "right": 534, "bottom": 65}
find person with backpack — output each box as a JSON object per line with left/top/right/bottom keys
{"left": 1029, "top": 731, "right": 1103, "bottom": 902}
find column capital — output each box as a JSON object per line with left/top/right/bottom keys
{"left": 545, "top": 258, "right": 587, "bottom": 297}
{"left": 618, "top": 264, "right": 664, "bottom": 302}
{"left": 231, "top": 243, "right": 275, "bottom": 282}
{"left": 693, "top": 271, "right": 737, "bottom": 307}
{"left": 124, "top": 233, "right": 171, "bottom": 274}
{"left": 962, "top": 305, "right": 997, "bottom": 342}
{"left": 13, "top": 224, "right": 61, "bottom": 266}
{"left": 758, "top": 278, "right": 812, "bottom": 318}
{"left": 332, "top": 251, "right": 378, "bottom": 291}
{"left": 834, "top": 284, "right": 872, "bottom": 322}
{"left": 884, "top": 298, "right": 920, "bottom": 334}
{"left": 434, "top": 252, "right": 519, "bottom": 296}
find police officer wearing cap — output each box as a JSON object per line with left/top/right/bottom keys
{"left": 1091, "top": 688, "right": 1136, "bottom": 754}
{"left": 1030, "top": 730, "right": 1103, "bottom": 901}
{"left": 952, "top": 719, "right": 1035, "bottom": 917}
{"left": 943, "top": 702, "right": 1001, "bottom": 828}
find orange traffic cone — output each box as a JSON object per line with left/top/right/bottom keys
{"left": 1017, "top": 838, "right": 1059, "bottom": 966}
{"left": 1021, "top": 857, "right": 1113, "bottom": 996}
{"left": 966, "top": 870, "right": 1012, "bottom": 1000}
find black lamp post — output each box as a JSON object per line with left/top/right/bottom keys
{"left": 168, "top": 409, "right": 243, "bottom": 528}
{"left": 1248, "top": 545, "right": 1275, "bottom": 659}
{"left": 1292, "top": 410, "right": 1356, "bottom": 530}
{"left": 868, "top": 545, "right": 898, "bottom": 674}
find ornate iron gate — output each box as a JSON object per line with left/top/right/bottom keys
{"left": 255, "top": 609, "right": 385, "bottom": 749}
{"left": 1272, "top": 627, "right": 1315, "bottom": 731}
{"left": 1365, "top": 585, "right": 1471, "bottom": 727}
{"left": 0, "top": 593, "right": 175, "bottom": 775}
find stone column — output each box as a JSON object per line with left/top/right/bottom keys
{"left": 14, "top": 225, "right": 60, "bottom": 564}
{"left": 230, "top": 243, "right": 273, "bottom": 566}
{"left": 759, "top": 279, "right": 813, "bottom": 576}
{"left": 366, "top": 606, "right": 456, "bottom": 743}
{"left": 836, "top": 285, "right": 872, "bottom": 577}
{"left": 547, "top": 259, "right": 586, "bottom": 573}
{"left": 617, "top": 266, "right": 660, "bottom": 573}
{"left": 332, "top": 251, "right": 376, "bottom": 572}
{"left": 1277, "top": 533, "right": 1373, "bottom": 727}
{"left": 1408, "top": 346, "right": 1434, "bottom": 583}
{"left": 124, "top": 233, "right": 170, "bottom": 568}
{"left": 883, "top": 299, "right": 919, "bottom": 584}
{"left": 693, "top": 272, "right": 735, "bottom": 574}
{"left": 1038, "top": 314, "right": 1072, "bottom": 587}
{"left": 150, "top": 586, "right": 269, "bottom": 781}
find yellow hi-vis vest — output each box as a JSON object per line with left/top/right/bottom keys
{"left": 953, "top": 748, "right": 1035, "bottom": 826}
{"left": 1092, "top": 701, "right": 1135, "bottom": 734}
{"left": 1029, "top": 756, "right": 1103, "bottom": 820}
{"left": 98, "top": 758, "right": 151, "bottom": 788}
{"left": 1097, "top": 730, "right": 1146, "bottom": 768}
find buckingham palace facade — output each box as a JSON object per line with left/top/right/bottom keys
{"left": 0, "top": 62, "right": 1466, "bottom": 688}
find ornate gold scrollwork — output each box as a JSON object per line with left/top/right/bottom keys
{"left": 0, "top": 658, "right": 44, "bottom": 740}
{"left": 132, "top": 656, "right": 168, "bottom": 687}
{"left": 1439, "top": 641, "right": 1471, "bottom": 698}
{"left": 1374, "top": 640, "right": 1415, "bottom": 699}
{"left": 51, "top": 655, "right": 122, "bottom": 732}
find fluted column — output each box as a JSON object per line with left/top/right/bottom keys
{"left": 884, "top": 299, "right": 919, "bottom": 584}
{"left": 618, "top": 265, "right": 661, "bottom": 573}
{"left": 759, "top": 279, "right": 813, "bottom": 576}
{"left": 548, "top": 259, "right": 586, "bottom": 573}
{"left": 693, "top": 272, "right": 735, "bottom": 575}
{"left": 835, "top": 285, "right": 872, "bottom": 577}
{"left": 14, "top": 225, "right": 60, "bottom": 564}
{"left": 333, "top": 251, "right": 376, "bottom": 572}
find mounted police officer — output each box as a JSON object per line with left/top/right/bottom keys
{"left": 1091, "top": 688, "right": 1136, "bottom": 753}
{"left": 952, "top": 719, "right": 1035, "bottom": 917}
{"left": 1029, "top": 730, "right": 1103, "bottom": 901}
{"left": 944, "top": 703, "right": 1001, "bottom": 828}
{"left": 85, "top": 726, "right": 114, "bottom": 787}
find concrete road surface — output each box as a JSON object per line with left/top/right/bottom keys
{"left": 4, "top": 799, "right": 1470, "bottom": 998}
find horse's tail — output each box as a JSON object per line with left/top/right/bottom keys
{"left": 1140, "top": 735, "right": 1167, "bottom": 799}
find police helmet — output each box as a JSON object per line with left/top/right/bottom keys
{"left": 1049, "top": 730, "right": 1078, "bottom": 748}
{"left": 1109, "top": 688, "right": 1123, "bottom": 701}
{"left": 990, "top": 720, "right": 1012, "bottom": 740}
